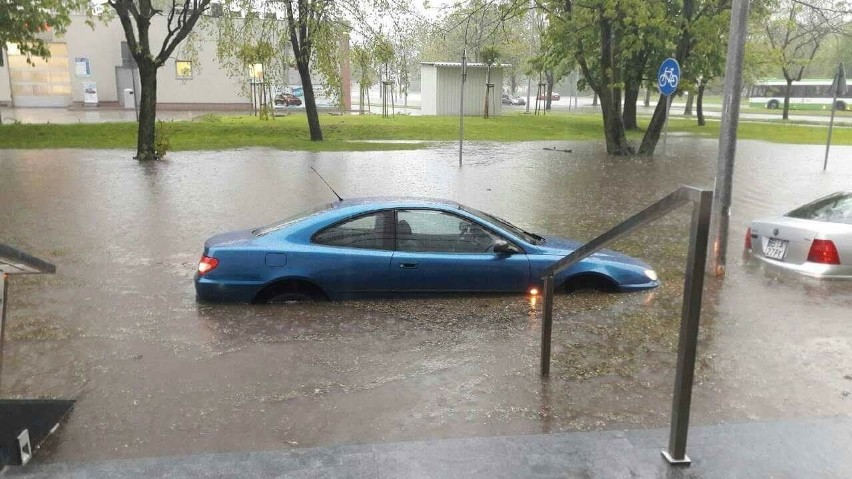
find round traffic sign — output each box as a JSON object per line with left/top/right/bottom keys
{"left": 657, "top": 58, "right": 680, "bottom": 96}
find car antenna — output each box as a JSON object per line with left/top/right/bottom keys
{"left": 310, "top": 166, "right": 343, "bottom": 202}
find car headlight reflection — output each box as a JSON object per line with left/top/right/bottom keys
{"left": 644, "top": 269, "right": 658, "bottom": 281}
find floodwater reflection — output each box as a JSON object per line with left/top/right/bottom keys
{"left": 0, "top": 139, "right": 850, "bottom": 463}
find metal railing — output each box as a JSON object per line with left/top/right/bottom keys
{"left": 1, "top": 244, "right": 73, "bottom": 468}
{"left": 539, "top": 186, "right": 713, "bottom": 465}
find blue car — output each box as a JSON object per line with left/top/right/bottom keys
{"left": 195, "top": 198, "right": 659, "bottom": 303}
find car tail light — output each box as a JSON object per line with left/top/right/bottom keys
{"left": 198, "top": 255, "right": 219, "bottom": 275}
{"left": 807, "top": 239, "right": 840, "bottom": 265}
{"left": 745, "top": 227, "right": 752, "bottom": 250}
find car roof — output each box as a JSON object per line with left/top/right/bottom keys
{"left": 330, "top": 197, "right": 464, "bottom": 210}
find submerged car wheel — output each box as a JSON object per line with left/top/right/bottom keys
{"left": 255, "top": 279, "right": 327, "bottom": 304}
{"left": 563, "top": 274, "right": 618, "bottom": 293}
{"left": 267, "top": 291, "right": 315, "bottom": 304}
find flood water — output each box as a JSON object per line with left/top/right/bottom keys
{"left": 1, "top": 139, "right": 851, "bottom": 463}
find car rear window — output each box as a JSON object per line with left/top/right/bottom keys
{"left": 253, "top": 203, "right": 332, "bottom": 236}
{"left": 785, "top": 192, "right": 852, "bottom": 225}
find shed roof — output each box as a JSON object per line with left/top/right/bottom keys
{"left": 420, "top": 62, "right": 511, "bottom": 68}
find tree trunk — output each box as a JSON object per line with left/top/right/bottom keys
{"left": 136, "top": 61, "right": 158, "bottom": 161}
{"left": 783, "top": 79, "right": 792, "bottom": 120}
{"left": 621, "top": 48, "right": 647, "bottom": 130}
{"left": 510, "top": 73, "right": 517, "bottom": 94}
{"left": 599, "top": 89, "right": 632, "bottom": 155}
{"left": 484, "top": 66, "right": 491, "bottom": 118}
{"left": 545, "top": 71, "right": 554, "bottom": 110}
{"left": 683, "top": 90, "right": 694, "bottom": 115}
{"left": 597, "top": 17, "right": 632, "bottom": 155}
{"left": 622, "top": 84, "right": 639, "bottom": 130}
{"left": 697, "top": 81, "right": 706, "bottom": 126}
{"left": 484, "top": 85, "right": 490, "bottom": 118}
{"left": 592, "top": 92, "right": 598, "bottom": 106}
{"left": 296, "top": 58, "right": 323, "bottom": 140}
{"left": 637, "top": 95, "right": 669, "bottom": 155}
{"left": 644, "top": 87, "right": 651, "bottom": 106}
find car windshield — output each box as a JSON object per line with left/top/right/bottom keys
{"left": 253, "top": 203, "right": 333, "bottom": 235}
{"left": 461, "top": 206, "right": 544, "bottom": 244}
{"left": 785, "top": 192, "right": 852, "bottom": 225}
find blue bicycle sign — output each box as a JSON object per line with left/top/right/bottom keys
{"left": 660, "top": 68, "right": 678, "bottom": 87}
{"left": 657, "top": 58, "right": 680, "bottom": 96}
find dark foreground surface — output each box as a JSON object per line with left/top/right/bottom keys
{"left": 1, "top": 140, "right": 851, "bottom": 469}
{"left": 5, "top": 416, "right": 852, "bottom": 478}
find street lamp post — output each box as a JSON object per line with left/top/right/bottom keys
{"left": 459, "top": 49, "right": 467, "bottom": 167}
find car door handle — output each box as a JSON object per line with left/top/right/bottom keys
{"left": 399, "top": 262, "right": 418, "bottom": 269}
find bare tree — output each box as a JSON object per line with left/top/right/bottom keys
{"left": 480, "top": 45, "right": 499, "bottom": 117}
{"left": 282, "top": 0, "right": 337, "bottom": 140}
{"left": 756, "top": 0, "right": 847, "bottom": 119}
{"left": 108, "top": 0, "right": 211, "bottom": 160}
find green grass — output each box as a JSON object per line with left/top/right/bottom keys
{"left": 681, "top": 95, "right": 852, "bottom": 118}
{"left": 1, "top": 110, "right": 850, "bottom": 152}
{"left": 663, "top": 116, "right": 852, "bottom": 144}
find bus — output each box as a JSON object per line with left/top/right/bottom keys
{"left": 748, "top": 78, "right": 852, "bottom": 111}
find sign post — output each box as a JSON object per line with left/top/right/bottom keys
{"left": 657, "top": 58, "right": 681, "bottom": 156}
{"left": 459, "top": 49, "right": 467, "bottom": 167}
{"left": 824, "top": 62, "right": 847, "bottom": 171}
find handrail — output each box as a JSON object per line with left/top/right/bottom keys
{"left": 541, "top": 187, "right": 705, "bottom": 278}
{"left": 539, "top": 185, "right": 713, "bottom": 466}
{"left": 0, "top": 244, "right": 56, "bottom": 275}
{"left": 0, "top": 244, "right": 56, "bottom": 389}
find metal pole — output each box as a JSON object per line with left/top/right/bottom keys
{"left": 709, "top": 0, "right": 750, "bottom": 277}
{"left": 823, "top": 74, "right": 839, "bottom": 171}
{"left": 459, "top": 49, "right": 466, "bottom": 167}
{"left": 0, "top": 274, "right": 8, "bottom": 389}
{"left": 662, "top": 94, "right": 672, "bottom": 156}
{"left": 663, "top": 190, "right": 713, "bottom": 465}
{"left": 525, "top": 1, "right": 533, "bottom": 113}
{"left": 539, "top": 275, "right": 554, "bottom": 377}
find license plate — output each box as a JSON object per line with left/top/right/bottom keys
{"left": 764, "top": 238, "right": 788, "bottom": 260}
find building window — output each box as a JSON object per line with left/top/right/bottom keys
{"left": 249, "top": 63, "right": 264, "bottom": 82}
{"left": 176, "top": 60, "right": 193, "bottom": 79}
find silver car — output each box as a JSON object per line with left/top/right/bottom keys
{"left": 747, "top": 191, "right": 852, "bottom": 278}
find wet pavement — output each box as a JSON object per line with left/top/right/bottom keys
{"left": 0, "top": 139, "right": 851, "bottom": 467}
{"left": 6, "top": 416, "right": 852, "bottom": 478}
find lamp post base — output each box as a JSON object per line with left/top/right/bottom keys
{"left": 661, "top": 449, "right": 692, "bottom": 465}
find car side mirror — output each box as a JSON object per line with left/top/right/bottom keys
{"left": 493, "top": 240, "right": 518, "bottom": 255}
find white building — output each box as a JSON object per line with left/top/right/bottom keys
{"left": 0, "top": 14, "right": 295, "bottom": 110}
{"left": 420, "top": 62, "right": 504, "bottom": 116}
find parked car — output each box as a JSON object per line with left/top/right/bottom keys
{"left": 537, "top": 92, "right": 561, "bottom": 101}
{"left": 501, "top": 93, "right": 525, "bottom": 106}
{"left": 274, "top": 92, "right": 302, "bottom": 107}
{"left": 196, "top": 198, "right": 660, "bottom": 303}
{"left": 746, "top": 191, "right": 852, "bottom": 278}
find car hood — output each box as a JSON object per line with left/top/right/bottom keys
{"left": 537, "top": 235, "right": 650, "bottom": 268}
